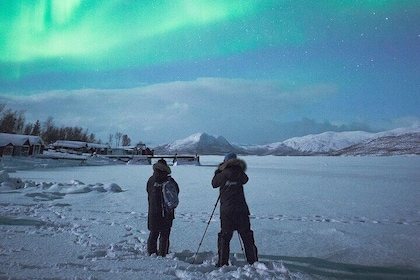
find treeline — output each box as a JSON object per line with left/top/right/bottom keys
{"left": 0, "top": 104, "right": 135, "bottom": 146}
{"left": 0, "top": 104, "right": 97, "bottom": 144}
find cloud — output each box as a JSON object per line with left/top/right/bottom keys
{"left": 382, "top": 116, "right": 420, "bottom": 130}
{"left": 277, "top": 118, "right": 375, "bottom": 140}
{"left": 1, "top": 78, "right": 341, "bottom": 145}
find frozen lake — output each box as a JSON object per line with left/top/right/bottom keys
{"left": 2, "top": 155, "right": 420, "bottom": 279}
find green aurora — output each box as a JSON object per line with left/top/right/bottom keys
{"left": 1, "top": 0, "right": 413, "bottom": 81}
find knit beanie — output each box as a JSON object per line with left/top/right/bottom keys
{"left": 224, "top": 152, "right": 237, "bottom": 162}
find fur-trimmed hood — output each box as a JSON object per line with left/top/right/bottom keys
{"left": 219, "top": 158, "right": 247, "bottom": 172}
{"left": 153, "top": 160, "right": 171, "bottom": 174}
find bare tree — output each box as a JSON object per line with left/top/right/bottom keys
{"left": 88, "top": 133, "right": 95, "bottom": 143}
{"left": 0, "top": 109, "right": 16, "bottom": 133}
{"left": 0, "top": 109, "right": 25, "bottom": 134}
{"left": 15, "top": 111, "right": 26, "bottom": 134}
{"left": 115, "top": 132, "right": 123, "bottom": 147}
{"left": 42, "top": 117, "right": 56, "bottom": 144}
{"left": 122, "top": 134, "right": 131, "bottom": 146}
{"left": 0, "top": 104, "right": 98, "bottom": 143}
{"left": 32, "top": 120, "right": 41, "bottom": 136}
{"left": 108, "top": 134, "right": 114, "bottom": 147}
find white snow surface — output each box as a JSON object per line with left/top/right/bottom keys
{"left": 1, "top": 156, "right": 420, "bottom": 279}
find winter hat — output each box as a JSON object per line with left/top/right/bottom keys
{"left": 153, "top": 159, "right": 171, "bottom": 174}
{"left": 224, "top": 152, "right": 237, "bottom": 162}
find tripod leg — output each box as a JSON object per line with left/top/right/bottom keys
{"left": 192, "top": 194, "right": 221, "bottom": 264}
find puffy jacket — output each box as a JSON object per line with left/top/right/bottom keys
{"left": 147, "top": 161, "right": 179, "bottom": 231}
{"left": 212, "top": 158, "right": 250, "bottom": 216}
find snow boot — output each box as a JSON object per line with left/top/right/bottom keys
{"left": 147, "top": 231, "right": 159, "bottom": 255}
{"left": 158, "top": 229, "right": 170, "bottom": 257}
{"left": 217, "top": 231, "right": 232, "bottom": 267}
{"left": 240, "top": 230, "right": 258, "bottom": 265}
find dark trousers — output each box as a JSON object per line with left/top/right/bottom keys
{"left": 147, "top": 229, "right": 171, "bottom": 257}
{"left": 217, "top": 213, "right": 258, "bottom": 267}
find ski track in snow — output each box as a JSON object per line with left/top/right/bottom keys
{"left": 177, "top": 212, "right": 420, "bottom": 227}
{"left": 0, "top": 185, "right": 298, "bottom": 279}
{"left": 3, "top": 196, "right": 419, "bottom": 280}
{"left": 1, "top": 197, "right": 295, "bottom": 279}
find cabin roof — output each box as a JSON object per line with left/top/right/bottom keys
{"left": 0, "top": 133, "right": 45, "bottom": 147}
{"left": 52, "top": 140, "right": 109, "bottom": 149}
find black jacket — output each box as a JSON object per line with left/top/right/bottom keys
{"left": 147, "top": 165, "right": 179, "bottom": 231}
{"left": 212, "top": 158, "right": 250, "bottom": 216}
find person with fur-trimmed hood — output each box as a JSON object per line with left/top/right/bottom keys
{"left": 147, "top": 159, "right": 179, "bottom": 257}
{"left": 212, "top": 153, "right": 258, "bottom": 267}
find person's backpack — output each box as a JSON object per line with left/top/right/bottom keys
{"left": 161, "top": 179, "right": 179, "bottom": 212}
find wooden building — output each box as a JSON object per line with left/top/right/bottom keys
{"left": 0, "top": 133, "right": 45, "bottom": 156}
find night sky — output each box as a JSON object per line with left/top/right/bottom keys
{"left": 1, "top": 1, "right": 419, "bottom": 145}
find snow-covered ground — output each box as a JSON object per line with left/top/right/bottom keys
{"left": 1, "top": 156, "right": 420, "bottom": 279}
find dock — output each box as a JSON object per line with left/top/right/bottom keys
{"left": 148, "top": 155, "right": 200, "bottom": 165}
{"left": 104, "top": 154, "right": 200, "bottom": 165}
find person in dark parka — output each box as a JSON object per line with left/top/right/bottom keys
{"left": 147, "top": 159, "right": 179, "bottom": 256}
{"left": 212, "top": 153, "right": 258, "bottom": 267}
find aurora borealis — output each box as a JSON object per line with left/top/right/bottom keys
{"left": 1, "top": 1, "right": 274, "bottom": 82}
{"left": 0, "top": 0, "right": 419, "bottom": 144}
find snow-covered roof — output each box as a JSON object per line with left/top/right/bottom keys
{"left": 52, "top": 140, "right": 109, "bottom": 149}
{"left": 113, "top": 146, "right": 135, "bottom": 150}
{"left": 0, "top": 133, "right": 45, "bottom": 147}
{"left": 88, "top": 143, "right": 110, "bottom": 149}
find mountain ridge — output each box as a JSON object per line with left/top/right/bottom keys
{"left": 153, "top": 128, "right": 420, "bottom": 156}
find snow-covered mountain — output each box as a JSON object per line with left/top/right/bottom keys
{"left": 282, "top": 127, "right": 420, "bottom": 155}
{"left": 281, "top": 131, "right": 377, "bottom": 154}
{"left": 153, "top": 133, "right": 244, "bottom": 155}
{"left": 153, "top": 128, "right": 420, "bottom": 156}
{"left": 240, "top": 142, "right": 302, "bottom": 156}
{"left": 332, "top": 132, "right": 420, "bottom": 156}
